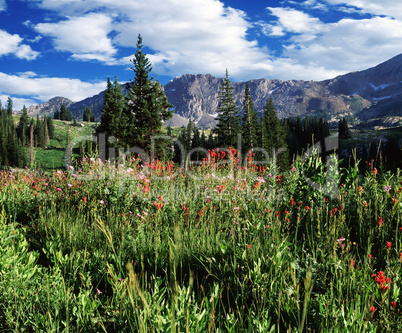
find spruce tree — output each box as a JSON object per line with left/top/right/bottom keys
{"left": 262, "top": 97, "right": 289, "bottom": 170}
{"left": 241, "top": 82, "right": 258, "bottom": 153}
{"left": 98, "top": 77, "right": 127, "bottom": 142}
{"left": 17, "top": 106, "right": 29, "bottom": 146}
{"left": 125, "top": 34, "right": 173, "bottom": 156}
{"left": 213, "top": 69, "right": 240, "bottom": 148}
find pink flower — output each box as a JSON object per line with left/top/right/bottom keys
{"left": 96, "top": 288, "right": 102, "bottom": 295}
{"left": 370, "top": 306, "right": 376, "bottom": 313}
{"left": 100, "top": 200, "right": 104, "bottom": 204}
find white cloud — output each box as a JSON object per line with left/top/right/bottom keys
{"left": 0, "top": 0, "right": 6, "bottom": 11}
{"left": 323, "top": 0, "right": 402, "bottom": 19}
{"left": 283, "top": 16, "right": 402, "bottom": 73}
{"left": 17, "top": 0, "right": 402, "bottom": 84}
{"left": 0, "top": 71, "right": 107, "bottom": 109}
{"left": 267, "top": 7, "right": 324, "bottom": 35}
{"left": 35, "top": 13, "right": 117, "bottom": 63}
{"left": 0, "top": 29, "right": 39, "bottom": 60}
{"left": 0, "top": 95, "right": 38, "bottom": 111}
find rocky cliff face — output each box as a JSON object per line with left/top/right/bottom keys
{"left": 22, "top": 53, "right": 402, "bottom": 128}
{"left": 25, "top": 96, "right": 73, "bottom": 116}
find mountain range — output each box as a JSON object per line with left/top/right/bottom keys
{"left": 24, "top": 53, "right": 402, "bottom": 128}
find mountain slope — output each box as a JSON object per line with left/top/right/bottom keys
{"left": 22, "top": 53, "right": 402, "bottom": 127}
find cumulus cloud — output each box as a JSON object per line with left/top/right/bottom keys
{"left": 323, "top": 0, "right": 402, "bottom": 19}
{"left": 0, "top": 0, "right": 6, "bottom": 12}
{"left": 35, "top": 13, "right": 117, "bottom": 63}
{"left": 10, "top": 0, "right": 402, "bottom": 90}
{"left": 0, "top": 71, "right": 106, "bottom": 109}
{"left": 282, "top": 15, "right": 402, "bottom": 74}
{"left": 267, "top": 7, "right": 324, "bottom": 35}
{"left": 0, "top": 29, "right": 39, "bottom": 60}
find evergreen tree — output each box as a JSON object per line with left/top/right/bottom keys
{"left": 6, "top": 97, "right": 13, "bottom": 116}
{"left": 35, "top": 114, "right": 45, "bottom": 148}
{"left": 98, "top": 77, "right": 127, "bottom": 143}
{"left": 54, "top": 109, "right": 60, "bottom": 120}
{"left": 83, "top": 106, "right": 95, "bottom": 122}
{"left": 125, "top": 34, "right": 173, "bottom": 156}
{"left": 213, "top": 69, "right": 240, "bottom": 148}
{"left": 17, "top": 105, "right": 29, "bottom": 146}
{"left": 60, "top": 104, "right": 72, "bottom": 121}
{"left": 46, "top": 116, "right": 55, "bottom": 139}
{"left": 339, "top": 117, "right": 351, "bottom": 139}
{"left": 262, "top": 97, "right": 289, "bottom": 170}
{"left": 241, "top": 82, "right": 258, "bottom": 153}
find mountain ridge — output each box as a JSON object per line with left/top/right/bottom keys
{"left": 23, "top": 53, "right": 402, "bottom": 128}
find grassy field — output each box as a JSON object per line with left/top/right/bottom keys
{"left": 0, "top": 148, "right": 401, "bottom": 332}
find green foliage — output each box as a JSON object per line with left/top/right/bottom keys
{"left": 124, "top": 35, "right": 173, "bottom": 156}
{"left": 213, "top": 69, "right": 241, "bottom": 148}
{"left": 0, "top": 153, "right": 401, "bottom": 331}
{"left": 241, "top": 82, "right": 259, "bottom": 153}
{"left": 83, "top": 106, "right": 95, "bottom": 122}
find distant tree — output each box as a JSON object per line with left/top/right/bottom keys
{"left": 97, "top": 77, "right": 127, "bottom": 143}
{"left": 17, "top": 106, "right": 29, "bottom": 146}
{"left": 241, "top": 82, "right": 258, "bottom": 153}
{"left": 125, "top": 34, "right": 173, "bottom": 156}
{"left": 35, "top": 114, "right": 45, "bottom": 148}
{"left": 6, "top": 97, "right": 13, "bottom": 116}
{"left": 46, "top": 116, "right": 55, "bottom": 139}
{"left": 54, "top": 109, "right": 60, "bottom": 120}
{"left": 83, "top": 106, "right": 95, "bottom": 122}
{"left": 262, "top": 96, "right": 289, "bottom": 170}
{"left": 339, "top": 117, "right": 351, "bottom": 139}
{"left": 59, "top": 104, "right": 72, "bottom": 121}
{"left": 213, "top": 69, "right": 240, "bottom": 148}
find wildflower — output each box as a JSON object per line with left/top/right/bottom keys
{"left": 368, "top": 254, "right": 373, "bottom": 259}
{"left": 391, "top": 301, "right": 396, "bottom": 308}
{"left": 358, "top": 186, "right": 364, "bottom": 193}
{"left": 291, "top": 167, "right": 296, "bottom": 172}
{"left": 83, "top": 196, "right": 87, "bottom": 204}
{"left": 99, "top": 200, "right": 104, "bottom": 205}
{"left": 67, "top": 183, "right": 72, "bottom": 187}
{"left": 305, "top": 206, "right": 310, "bottom": 211}
{"left": 386, "top": 242, "right": 392, "bottom": 249}
{"left": 198, "top": 209, "right": 202, "bottom": 216}
{"left": 370, "top": 306, "right": 376, "bottom": 313}
{"left": 96, "top": 288, "right": 102, "bottom": 295}
{"left": 383, "top": 185, "right": 392, "bottom": 192}
{"left": 290, "top": 198, "right": 294, "bottom": 206}
{"left": 371, "top": 168, "right": 378, "bottom": 177}
{"left": 349, "top": 260, "right": 355, "bottom": 269}
{"left": 362, "top": 201, "right": 368, "bottom": 207}
{"left": 337, "top": 237, "right": 345, "bottom": 242}
{"left": 153, "top": 201, "right": 163, "bottom": 210}
{"left": 378, "top": 217, "right": 383, "bottom": 227}
{"left": 247, "top": 244, "right": 251, "bottom": 249}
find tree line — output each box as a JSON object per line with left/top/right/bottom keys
{"left": 0, "top": 98, "right": 55, "bottom": 168}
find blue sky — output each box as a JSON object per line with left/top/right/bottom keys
{"left": 1, "top": 0, "right": 402, "bottom": 110}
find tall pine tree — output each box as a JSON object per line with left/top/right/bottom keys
{"left": 241, "top": 82, "right": 258, "bottom": 153}
{"left": 213, "top": 69, "right": 240, "bottom": 148}
{"left": 98, "top": 77, "right": 127, "bottom": 143}
{"left": 125, "top": 34, "right": 173, "bottom": 156}
{"left": 262, "top": 96, "right": 289, "bottom": 170}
